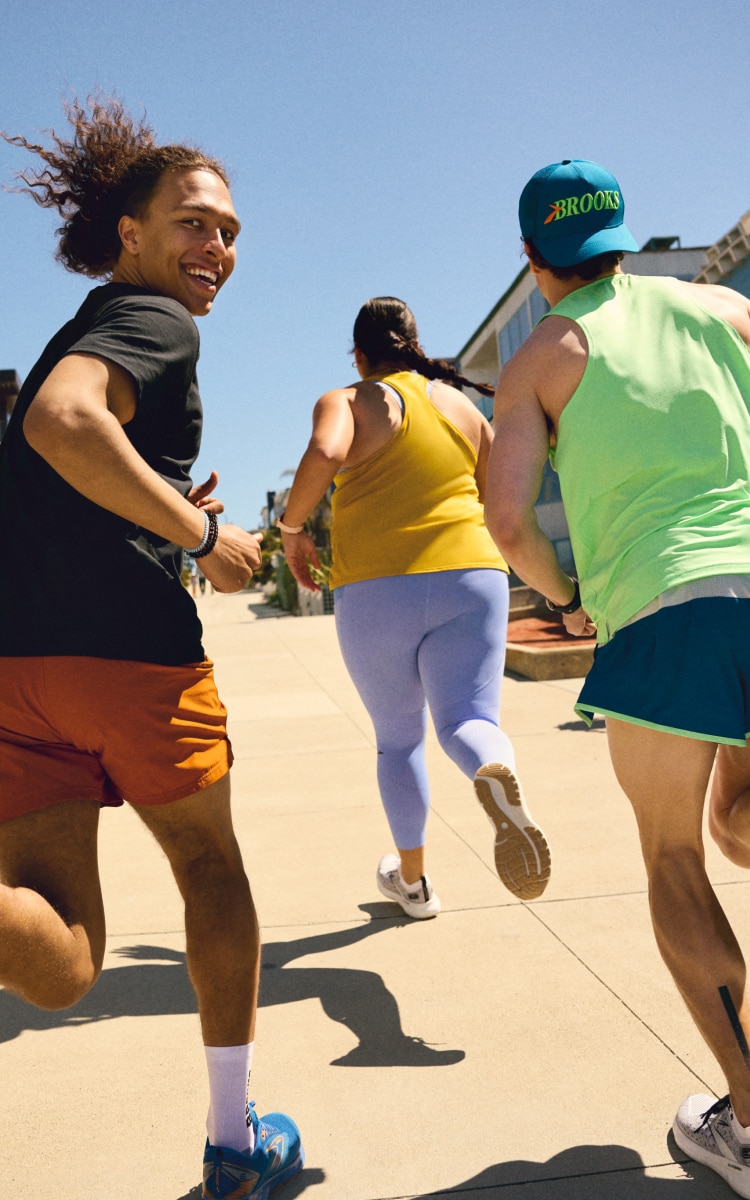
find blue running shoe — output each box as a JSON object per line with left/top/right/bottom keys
{"left": 203, "top": 1102, "right": 304, "bottom": 1199}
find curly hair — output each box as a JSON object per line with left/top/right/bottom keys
{"left": 523, "top": 238, "right": 624, "bottom": 282}
{"left": 1, "top": 94, "right": 230, "bottom": 279}
{"left": 352, "top": 296, "right": 494, "bottom": 397}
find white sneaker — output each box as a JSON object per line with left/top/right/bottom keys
{"left": 376, "top": 854, "right": 441, "bottom": 919}
{"left": 473, "top": 763, "right": 551, "bottom": 900}
{"left": 673, "top": 1094, "right": 750, "bottom": 1197}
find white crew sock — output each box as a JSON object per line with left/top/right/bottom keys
{"left": 731, "top": 1108, "right": 750, "bottom": 1140}
{"left": 205, "top": 1043, "right": 255, "bottom": 1154}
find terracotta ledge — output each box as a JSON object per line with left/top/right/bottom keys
{"left": 506, "top": 605, "right": 596, "bottom": 681}
{"left": 505, "top": 638, "right": 595, "bottom": 681}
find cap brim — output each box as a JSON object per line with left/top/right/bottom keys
{"left": 537, "top": 223, "right": 639, "bottom": 268}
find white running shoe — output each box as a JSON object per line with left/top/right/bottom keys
{"left": 376, "top": 854, "right": 441, "bottom": 919}
{"left": 473, "top": 763, "right": 551, "bottom": 900}
{"left": 673, "top": 1094, "right": 750, "bottom": 1197}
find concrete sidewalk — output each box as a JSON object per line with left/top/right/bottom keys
{"left": 2, "top": 590, "right": 746, "bottom": 1199}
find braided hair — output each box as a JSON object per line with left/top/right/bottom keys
{"left": 1, "top": 93, "right": 229, "bottom": 279}
{"left": 352, "top": 296, "right": 494, "bottom": 397}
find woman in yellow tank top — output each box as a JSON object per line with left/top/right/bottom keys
{"left": 279, "top": 298, "right": 550, "bottom": 917}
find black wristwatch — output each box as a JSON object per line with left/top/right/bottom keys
{"left": 545, "top": 577, "right": 581, "bottom": 614}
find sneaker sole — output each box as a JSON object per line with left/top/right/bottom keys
{"left": 245, "top": 1148, "right": 305, "bottom": 1200}
{"left": 376, "top": 873, "right": 441, "bottom": 919}
{"left": 673, "top": 1119, "right": 750, "bottom": 1198}
{"left": 203, "top": 1145, "right": 304, "bottom": 1200}
{"left": 263, "top": 1148, "right": 305, "bottom": 1199}
{"left": 474, "top": 764, "right": 551, "bottom": 900}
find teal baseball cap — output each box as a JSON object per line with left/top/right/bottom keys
{"left": 519, "top": 159, "right": 638, "bottom": 267}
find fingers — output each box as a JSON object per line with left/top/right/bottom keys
{"left": 280, "top": 532, "right": 322, "bottom": 592}
{"left": 286, "top": 555, "right": 321, "bottom": 592}
{"left": 562, "top": 608, "right": 596, "bottom": 637}
{"left": 199, "top": 524, "right": 263, "bottom": 592}
{"left": 245, "top": 535, "right": 263, "bottom": 571}
{"left": 194, "top": 498, "right": 225, "bottom": 514}
{"left": 188, "top": 470, "right": 220, "bottom": 506}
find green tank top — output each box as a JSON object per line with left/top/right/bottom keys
{"left": 330, "top": 370, "right": 506, "bottom": 588}
{"left": 546, "top": 274, "right": 750, "bottom": 640}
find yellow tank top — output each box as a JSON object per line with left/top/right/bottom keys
{"left": 330, "top": 371, "right": 507, "bottom": 588}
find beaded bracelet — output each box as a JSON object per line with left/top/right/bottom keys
{"left": 185, "top": 511, "right": 219, "bottom": 559}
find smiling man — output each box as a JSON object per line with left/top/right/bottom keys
{"left": 0, "top": 96, "right": 303, "bottom": 1198}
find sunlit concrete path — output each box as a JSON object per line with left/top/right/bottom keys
{"left": 1, "top": 589, "right": 745, "bottom": 1199}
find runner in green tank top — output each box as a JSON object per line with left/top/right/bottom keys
{"left": 483, "top": 158, "right": 750, "bottom": 1199}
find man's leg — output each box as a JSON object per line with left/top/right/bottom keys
{"left": 607, "top": 718, "right": 750, "bottom": 1122}
{"left": 134, "top": 772, "right": 260, "bottom": 1157}
{"left": 710, "top": 742, "right": 750, "bottom": 867}
{"left": 0, "top": 800, "right": 105, "bottom": 1009}
{"left": 133, "top": 773, "right": 258, "bottom": 1048}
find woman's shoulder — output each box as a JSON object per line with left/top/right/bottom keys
{"left": 429, "top": 378, "right": 488, "bottom": 429}
{"left": 315, "top": 382, "right": 359, "bottom": 405}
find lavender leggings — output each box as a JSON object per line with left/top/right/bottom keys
{"left": 334, "top": 569, "right": 515, "bottom": 849}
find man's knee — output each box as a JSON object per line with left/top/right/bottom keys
{"left": 641, "top": 841, "right": 707, "bottom": 889}
{"left": 714, "top": 744, "right": 750, "bottom": 807}
{"left": 136, "top": 777, "right": 242, "bottom": 869}
{"left": 25, "top": 958, "right": 102, "bottom": 1012}
{"left": 175, "top": 838, "right": 248, "bottom": 895}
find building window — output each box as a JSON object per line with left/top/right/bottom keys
{"left": 538, "top": 460, "right": 562, "bottom": 503}
{"left": 498, "top": 301, "right": 532, "bottom": 366}
{"left": 529, "top": 287, "right": 549, "bottom": 326}
{"left": 497, "top": 291, "right": 550, "bottom": 368}
{"left": 475, "top": 393, "right": 494, "bottom": 420}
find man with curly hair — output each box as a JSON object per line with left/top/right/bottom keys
{"left": 0, "top": 97, "right": 303, "bottom": 1198}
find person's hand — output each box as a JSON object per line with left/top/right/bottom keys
{"left": 281, "top": 530, "right": 322, "bottom": 592}
{"left": 201, "top": 525, "right": 263, "bottom": 593}
{"left": 563, "top": 607, "right": 596, "bottom": 637}
{"left": 188, "top": 470, "right": 224, "bottom": 515}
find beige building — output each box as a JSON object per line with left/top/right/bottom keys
{"left": 694, "top": 209, "right": 750, "bottom": 293}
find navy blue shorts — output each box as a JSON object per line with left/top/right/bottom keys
{"left": 575, "top": 597, "right": 750, "bottom": 745}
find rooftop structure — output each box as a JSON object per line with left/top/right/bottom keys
{"left": 693, "top": 209, "right": 750, "bottom": 295}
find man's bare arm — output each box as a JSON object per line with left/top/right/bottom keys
{"left": 484, "top": 339, "right": 594, "bottom": 636}
{"left": 484, "top": 350, "right": 573, "bottom": 600}
{"left": 674, "top": 279, "right": 750, "bottom": 349}
{"left": 25, "top": 353, "right": 261, "bottom": 591}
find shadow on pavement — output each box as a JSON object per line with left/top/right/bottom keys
{"left": 412, "top": 1138, "right": 721, "bottom": 1197}
{"left": 172, "top": 1138, "right": 720, "bottom": 1200}
{"left": 246, "top": 597, "right": 293, "bottom": 620}
{"left": 259, "top": 903, "right": 465, "bottom": 1067}
{"left": 175, "top": 1164, "right": 325, "bottom": 1200}
{"left": 556, "top": 718, "right": 606, "bottom": 732}
{"left": 0, "top": 905, "right": 465, "bottom": 1067}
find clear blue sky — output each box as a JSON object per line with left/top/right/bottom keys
{"left": 3, "top": 0, "right": 749, "bottom": 530}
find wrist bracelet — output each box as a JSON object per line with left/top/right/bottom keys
{"left": 277, "top": 511, "right": 305, "bottom": 535}
{"left": 186, "top": 511, "right": 209, "bottom": 554}
{"left": 545, "top": 577, "right": 581, "bottom": 614}
{"left": 185, "top": 511, "right": 219, "bottom": 559}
